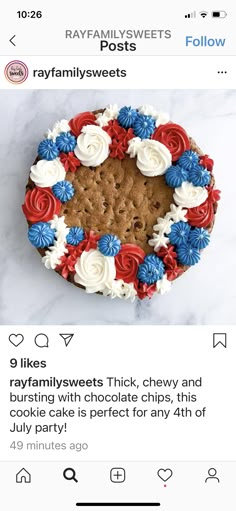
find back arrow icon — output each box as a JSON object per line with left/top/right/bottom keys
{"left": 9, "top": 35, "right": 16, "bottom": 46}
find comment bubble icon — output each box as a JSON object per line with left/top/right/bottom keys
{"left": 34, "top": 333, "right": 49, "bottom": 348}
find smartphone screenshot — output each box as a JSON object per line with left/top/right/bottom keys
{"left": 0, "top": 1, "right": 235, "bottom": 510}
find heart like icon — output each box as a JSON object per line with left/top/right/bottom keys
{"left": 157, "top": 468, "right": 173, "bottom": 482}
{"left": 9, "top": 333, "right": 24, "bottom": 347}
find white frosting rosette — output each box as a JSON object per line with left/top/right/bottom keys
{"left": 138, "top": 105, "right": 170, "bottom": 127}
{"left": 173, "top": 182, "right": 208, "bottom": 208}
{"left": 127, "top": 138, "right": 171, "bottom": 177}
{"left": 46, "top": 119, "right": 70, "bottom": 141}
{"left": 42, "top": 215, "right": 69, "bottom": 270}
{"left": 74, "top": 249, "right": 116, "bottom": 293}
{"left": 74, "top": 125, "right": 111, "bottom": 167}
{"left": 49, "top": 215, "right": 69, "bottom": 242}
{"left": 96, "top": 104, "right": 119, "bottom": 127}
{"left": 148, "top": 233, "right": 170, "bottom": 251}
{"left": 103, "top": 279, "right": 137, "bottom": 301}
{"left": 166, "top": 204, "right": 188, "bottom": 223}
{"left": 156, "top": 275, "right": 172, "bottom": 295}
{"left": 153, "top": 217, "right": 173, "bottom": 235}
{"left": 42, "top": 241, "right": 68, "bottom": 270}
{"left": 30, "top": 158, "right": 66, "bottom": 188}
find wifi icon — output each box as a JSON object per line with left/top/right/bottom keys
{"left": 200, "top": 11, "right": 208, "bottom": 18}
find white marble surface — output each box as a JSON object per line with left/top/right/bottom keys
{"left": 0, "top": 89, "right": 235, "bottom": 325}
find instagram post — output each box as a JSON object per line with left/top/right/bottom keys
{"left": 0, "top": 88, "right": 234, "bottom": 510}
{"left": 0, "top": 2, "right": 236, "bottom": 510}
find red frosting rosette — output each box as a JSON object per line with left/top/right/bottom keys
{"left": 186, "top": 187, "right": 221, "bottom": 228}
{"left": 157, "top": 244, "right": 177, "bottom": 266}
{"left": 136, "top": 282, "right": 156, "bottom": 300}
{"left": 56, "top": 231, "right": 101, "bottom": 279}
{"left": 56, "top": 246, "right": 78, "bottom": 279}
{"left": 103, "top": 120, "right": 135, "bottom": 160}
{"left": 22, "top": 187, "right": 61, "bottom": 223}
{"left": 69, "top": 112, "right": 97, "bottom": 137}
{"left": 199, "top": 155, "right": 214, "bottom": 172}
{"left": 60, "top": 152, "right": 81, "bottom": 172}
{"left": 166, "top": 267, "right": 185, "bottom": 281}
{"left": 115, "top": 243, "right": 145, "bottom": 283}
{"left": 152, "top": 123, "right": 190, "bottom": 161}
{"left": 75, "top": 231, "right": 100, "bottom": 254}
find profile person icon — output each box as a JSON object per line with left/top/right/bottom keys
{"left": 205, "top": 468, "right": 220, "bottom": 483}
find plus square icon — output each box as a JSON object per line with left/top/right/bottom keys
{"left": 110, "top": 468, "right": 126, "bottom": 483}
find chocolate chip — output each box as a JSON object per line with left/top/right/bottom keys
{"left": 134, "top": 221, "right": 143, "bottom": 229}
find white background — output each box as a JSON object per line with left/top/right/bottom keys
{"left": 0, "top": 0, "right": 235, "bottom": 55}
{"left": 0, "top": 325, "right": 235, "bottom": 511}
{"left": 0, "top": 89, "right": 235, "bottom": 325}
{"left": 0, "top": 325, "right": 234, "bottom": 462}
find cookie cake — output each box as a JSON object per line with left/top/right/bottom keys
{"left": 22, "top": 104, "right": 221, "bottom": 301}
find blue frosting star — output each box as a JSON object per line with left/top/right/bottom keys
{"left": 66, "top": 226, "right": 85, "bottom": 246}
{"left": 169, "top": 221, "right": 191, "bottom": 246}
{"left": 178, "top": 150, "right": 199, "bottom": 171}
{"left": 117, "top": 106, "right": 138, "bottom": 128}
{"left": 56, "top": 132, "right": 77, "bottom": 153}
{"left": 144, "top": 254, "right": 165, "bottom": 278}
{"left": 137, "top": 261, "right": 162, "bottom": 284}
{"left": 189, "top": 227, "right": 210, "bottom": 249}
{"left": 38, "top": 139, "right": 59, "bottom": 160}
{"left": 189, "top": 164, "right": 211, "bottom": 187}
{"left": 28, "top": 222, "right": 55, "bottom": 248}
{"left": 133, "top": 114, "right": 155, "bottom": 139}
{"left": 165, "top": 164, "right": 189, "bottom": 188}
{"left": 98, "top": 234, "right": 121, "bottom": 256}
{"left": 52, "top": 180, "right": 75, "bottom": 202}
{"left": 177, "top": 244, "right": 200, "bottom": 266}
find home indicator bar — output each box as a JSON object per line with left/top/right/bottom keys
{"left": 76, "top": 504, "right": 161, "bottom": 507}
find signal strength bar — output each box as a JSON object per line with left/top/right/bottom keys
{"left": 185, "top": 11, "right": 196, "bottom": 18}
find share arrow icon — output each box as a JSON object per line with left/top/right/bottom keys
{"left": 59, "top": 333, "right": 74, "bottom": 347}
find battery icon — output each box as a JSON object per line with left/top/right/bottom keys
{"left": 212, "top": 11, "right": 227, "bottom": 18}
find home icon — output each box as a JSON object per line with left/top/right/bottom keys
{"left": 16, "top": 468, "right": 31, "bottom": 483}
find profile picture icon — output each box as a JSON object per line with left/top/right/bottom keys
{"left": 4, "top": 60, "right": 28, "bottom": 84}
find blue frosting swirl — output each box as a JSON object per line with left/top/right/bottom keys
{"left": 98, "top": 234, "right": 121, "bottom": 256}
{"left": 169, "top": 221, "right": 191, "bottom": 246}
{"left": 66, "top": 226, "right": 85, "bottom": 246}
{"left": 133, "top": 114, "right": 155, "bottom": 139}
{"left": 178, "top": 150, "right": 199, "bottom": 170}
{"left": 189, "top": 227, "right": 210, "bottom": 249}
{"left": 28, "top": 222, "right": 55, "bottom": 248}
{"left": 52, "top": 180, "right": 75, "bottom": 202}
{"left": 56, "top": 132, "right": 77, "bottom": 153}
{"left": 177, "top": 244, "right": 200, "bottom": 266}
{"left": 144, "top": 254, "right": 165, "bottom": 278}
{"left": 38, "top": 139, "right": 59, "bottom": 160}
{"left": 117, "top": 106, "right": 138, "bottom": 128}
{"left": 189, "top": 164, "right": 211, "bottom": 187}
{"left": 165, "top": 164, "right": 189, "bottom": 188}
{"left": 137, "top": 261, "right": 162, "bottom": 284}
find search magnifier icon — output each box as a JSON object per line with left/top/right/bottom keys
{"left": 63, "top": 467, "right": 78, "bottom": 483}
